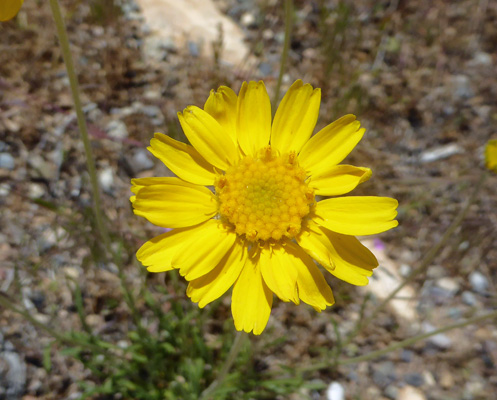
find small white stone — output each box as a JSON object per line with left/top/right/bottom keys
{"left": 28, "top": 183, "right": 46, "bottom": 199}
{"left": 0, "top": 153, "right": 15, "bottom": 170}
{"left": 468, "top": 52, "right": 492, "bottom": 67}
{"left": 419, "top": 143, "right": 464, "bottom": 163}
{"left": 436, "top": 277, "right": 459, "bottom": 296}
{"left": 397, "top": 386, "right": 426, "bottom": 400}
{"left": 106, "top": 120, "right": 128, "bottom": 140}
{"left": 0, "top": 183, "right": 11, "bottom": 197}
{"left": 399, "top": 263, "right": 412, "bottom": 277}
{"left": 422, "top": 322, "right": 452, "bottom": 349}
{"left": 240, "top": 12, "right": 256, "bottom": 27}
{"left": 98, "top": 167, "right": 114, "bottom": 193}
{"left": 63, "top": 266, "right": 80, "bottom": 280}
{"left": 469, "top": 271, "right": 489, "bottom": 294}
{"left": 326, "top": 382, "right": 345, "bottom": 400}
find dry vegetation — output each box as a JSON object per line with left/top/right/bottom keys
{"left": 0, "top": 0, "right": 496, "bottom": 399}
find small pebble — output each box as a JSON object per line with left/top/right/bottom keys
{"left": 125, "top": 149, "right": 155, "bottom": 175}
{"left": 468, "top": 51, "right": 492, "bottom": 67}
{"left": 468, "top": 271, "right": 489, "bottom": 295}
{"left": 240, "top": 12, "right": 256, "bottom": 27}
{"left": 423, "top": 322, "right": 452, "bottom": 349}
{"left": 384, "top": 385, "right": 398, "bottom": 400}
{"left": 404, "top": 372, "right": 424, "bottom": 387}
{"left": 98, "top": 167, "right": 115, "bottom": 193}
{"left": 419, "top": 144, "right": 464, "bottom": 163}
{"left": 0, "top": 183, "right": 11, "bottom": 197}
{"left": 106, "top": 120, "right": 128, "bottom": 140}
{"left": 372, "top": 361, "right": 396, "bottom": 388}
{"left": 0, "top": 351, "right": 27, "bottom": 399}
{"left": 451, "top": 75, "right": 473, "bottom": 99}
{"left": 326, "top": 382, "right": 344, "bottom": 400}
{"left": 423, "top": 371, "right": 436, "bottom": 386}
{"left": 259, "top": 62, "right": 272, "bottom": 76}
{"left": 187, "top": 41, "right": 199, "bottom": 57}
{"left": 399, "top": 263, "right": 412, "bottom": 277}
{"left": 401, "top": 349, "right": 414, "bottom": 363}
{"left": 461, "top": 290, "right": 478, "bottom": 306}
{"left": 398, "top": 386, "right": 427, "bottom": 400}
{"left": 28, "top": 183, "right": 46, "bottom": 199}
{"left": 436, "top": 277, "right": 459, "bottom": 296}
{"left": 0, "top": 153, "right": 15, "bottom": 170}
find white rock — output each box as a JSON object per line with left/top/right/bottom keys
{"left": 98, "top": 167, "right": 114, "bottom": 193}
{"left": 240, "top": 12, "right": 256, "bottom": 27}
{"left": 135, "top": 0, "right": 251, "bottom": 66}
{"left": 422, "top": 322, "right": 452, "bottom": 349}
{"left": 469, "top": 271, "right": 489, "bottom": 294}
{"left": 0, "top": 351, "right": 26, "bottom": 399}
{"left": 419, "top": 143, "right": 464, "bottom": 163}
{"left": 0, "top": 153, "right": 15, "bottom": 170}
{"left": 124, "top": 149, "right": 155, "bottom": 175}
{"left": 63, "top": 266, "right": 80, "bottom": 280}
{"left": 132, "top": 149, "right": 155, "bottom": 172}
{"left": 0, "top": 183, "right": 11, "bottom": 197}
{"left": 399, "top": 263, "right": 412, "bottom": 277}
{"left": 397, "top": 386, "right": 426, "bottom": 400}
{"left": 436, "top": 277, "right": 459, "bottom": 296}
{"left": 28, "top": 183, "right": 46, "bottom": 199}
{"left": 326, "top": 382, "right": 345, "bottom": 400}
{"left": 461, "top": 290, "right": 478, "bottom": 306}
{"left": 106, "top": 120, "right": 128, "bottom": 140}
{"left": 468, "top": 52, "right": 492, "bottom": 67}
{"left": 451, "top": 75, "right": 473, "bottom": 99}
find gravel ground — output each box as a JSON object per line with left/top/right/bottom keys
{"left": 0, "top": 0, "right": 496, "bottom": 399}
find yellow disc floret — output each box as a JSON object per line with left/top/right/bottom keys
{"left": 215, "top": 147, "right": 315, "bottom": 242}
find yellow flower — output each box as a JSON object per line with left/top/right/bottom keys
{"left": 0, "top": 0, "right": 24, "bottom": 21}
{"left": 485, "top": 139, "right": 497, "bottom": 173}
{"left": 131, "top": 80, "right": 398, "bottom": 334}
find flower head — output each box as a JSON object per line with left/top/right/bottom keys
{"left": 485, "top": 139, "right": 497, "bottom": 174}
{"left": 0, "top": 0, "right": 24, "bottom": 21}
{"left": 131, "top": 80, "right": 398, "bottom": 334}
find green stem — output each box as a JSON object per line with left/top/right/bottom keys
{"left": 48, "top": 0, "right": 111, "bottom": 254}
{"left": 303, "top": 310, "right": 497, "bottom": 371}
{"left": 200, "top": 331, "right": 247, "bottom": 399}
{"left": 345, "top": 172, "right": 487, "bottom": 344}
{"left": 49, "top": 0, "right": 144, "bottom": 331}
{"left": 272, "top": 0, "right": 293, "bottom": 112}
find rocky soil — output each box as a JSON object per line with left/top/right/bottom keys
{"left": 0, "top": 0, "right": 496, "bottom": 399}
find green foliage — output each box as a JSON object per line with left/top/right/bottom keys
{"left": 63, "top": 291, "right": 215, "bottom": 400}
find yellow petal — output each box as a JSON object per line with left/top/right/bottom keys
{"left": 485, "top": 139, "right": 497, "bottom": 173}
{"left": 271, "top": 80, "right": 321, "bottom": 154}
{"left": 0, "top": 0, "right": 23, "bottom": 22}
{"left": 187, "top": 240, "right": 246, "bottom": 308}
{"left": 139, "top": 220, "right": 233, "bottom": 277}
{"left": 131, "top": 177, "right": 217, "bottom": 228}
{"left": 283, "top": 241, "right": 334, "bottom": 311}
{"left": 148, "top": 133, "right": 216, "bottom": 186}
{"left": 309, "top": 165, "right": 372, "bottom": 196}
{"left": 137, "top": 225, "right": 205, "bottom": 273}
{"left": 176, "top": 222, "right": 236, "bottom": 281}
{"left": 299, "top": 115, "right": 364, "bottom": 177}
{"left": 237, "top": 81, "right": 271, "bottom": 156}
{"left": 232, "top": 258, "right": 273, "bottom": 335}
{"left": 259, "top": 243, "right": 299, "bottom": 304}
{"left": 314, "top": 196, "right": 398, "bottom": 236}
{"left": 204, "top": 86, "right": 238, "bottom": 141}
{"left": 297, "top": 221, "right": 378, "bottom": 286}
{"left": 178, "top": 106, "right": 237, "bottom": 170}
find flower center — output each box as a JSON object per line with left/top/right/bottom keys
{"left": 215, "top": 147, "right": 315, "bottom": 242}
